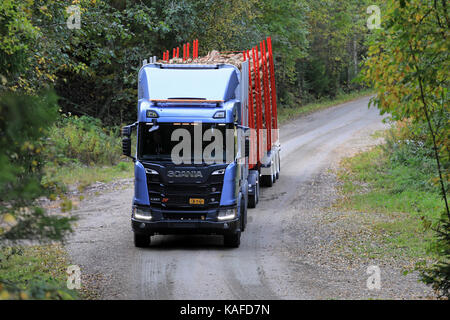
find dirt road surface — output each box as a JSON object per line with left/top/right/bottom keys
{"left": 66, "top": 97, "right": 433, "bottom": 299}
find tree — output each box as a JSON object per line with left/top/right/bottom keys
{"left": 362, "top": 0, "right": 449, "bottom": 298}
{"left": 0, "top": 91, "right": 74, "bottom": 242}
{"left": 302, "top": 0, "right": 371, "bottom": 100}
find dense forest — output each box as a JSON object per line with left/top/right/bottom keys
{"left": 1, "top": 0, "right": 372, "bottom": 125}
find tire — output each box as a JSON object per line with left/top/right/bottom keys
{"left": 134, "top": 233, "right": 150, "bottom": 248}
{"left": 276, "top": 154, "right": 281, "bottom": 180}
{"left": 224, "top": 231, "right": 241, "bottom": 248}
{"left": 248, "top": 193, "right": 256, "bottom": 208}
{"left": 262, "top": 172, "right": 273, "bottom": 187}
{"left": 241, "top": 201, "right": 247, "bottom": 232}
{"left": 255, "top": 181, "right": 260, "bottom": 204}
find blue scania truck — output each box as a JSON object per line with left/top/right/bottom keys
{"left": 122, "top": 38, "right": 280, "bottom": 248}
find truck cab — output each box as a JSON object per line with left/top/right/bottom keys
{"left": 122, "top": 63, "right": 251, "bottom": 248}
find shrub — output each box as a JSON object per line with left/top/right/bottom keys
{"left": 45, "top": 115, "right": 122, "bottom": 166}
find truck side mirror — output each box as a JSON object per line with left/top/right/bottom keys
{"left": 245, "top": 137, "right": 250, "bottom": 158}
{"left": 122, "top": 124, "right": 135, "bottom": 159}
{"left": 122, "top": 125, "right": 132, "bottom": 136}
{"left": 122, "top": 136, "right": 131, "bottom": 157}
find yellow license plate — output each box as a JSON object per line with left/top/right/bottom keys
{"left": 189, "top": 198, "right": 204, "bottom": 205}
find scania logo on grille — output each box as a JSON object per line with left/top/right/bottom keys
{"left": 167, "top": 170, "right": 203, "bottom": 178}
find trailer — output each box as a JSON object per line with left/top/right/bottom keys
{"left": 122, "top": 38, "right": 280, "bottom": 248}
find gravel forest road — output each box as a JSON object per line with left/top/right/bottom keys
{"left": 67, "top": 96, "right": 432, "bottom": 299}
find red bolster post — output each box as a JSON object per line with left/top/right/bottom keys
{"left": 246, "top": 50, "right": 255, "bottom": 130}
{"left": 267, "top": 37, "right": 278, "bottom": 142}
{"left": 194, "top": 40, "right": 197, "bottom": 58}
{"left": 253, "top": 46, "right": 263, "bottom": 164}
{"left": 247, "top": 50, "right": 256, "bottom": 168}
{"left": 196, "top": 39, "right": 199, "bottom": 58}
{"left": 262, "top": 40, "right": 272, "bottom": 151}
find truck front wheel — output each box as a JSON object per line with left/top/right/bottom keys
{"left": 224, "top": 231, "right": 241, "bottom": 248}
{"left": 241, "top": 200, "right": 247, "bottom": 231}
{"left": 134, "top": 233, "right": 151, "bottom": 248}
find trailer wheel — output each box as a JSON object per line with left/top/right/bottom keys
{"left": 248, "top": 195, "right": 256, "bottom": 208}
{"left": 248, "top": 192, "right": 257, "bottom": 208}
{"left": 134, "top": 233, "right": 150, "bottom": 248}
{"left": 276, "top": 154, "right": 281, "bottom": 180}
{"left": 256, "top": 180, "right": 260, "bottom": 204}
{"left": 261, "top": 173, "right": 273, "bottom": 187}
{"left": 224, "top": 231, "right": 241, "bottom": 248}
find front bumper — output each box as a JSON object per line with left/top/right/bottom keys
{"left": 131, "top": 207, "right": 240, "bottom": 236}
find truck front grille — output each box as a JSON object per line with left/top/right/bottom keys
{"left": 146, "top": 175, "right": 223, "bottom": 211}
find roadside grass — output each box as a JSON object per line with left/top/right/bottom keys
{"left": 278, "top": 89, "right": 373, "bottom": 124}
{"left": 43, "top": 160, "right": 134, "bottom": 190}
{"left": 335, "top": 134, "right": 442, "bottom": 263}
{"left": 42, "top": 115, "right": 136, "bottom": 191}
{"left": 0, "top": 244, "right": 78, "bottom": 300}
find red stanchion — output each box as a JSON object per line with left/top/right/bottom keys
{"left": 261, "top": 41, "right": 272, "bottom": 151}
{"left": 193, "top": 40, "right": 197, "bottom": 59}
{"left": 253, "top": 46, "right": 263, "bottom": 164}
{"left": 177, "top": 47, "right": 179, "bottom": 58}
{"left": 195, "top": 39, "right": 199, "bottom": 58}
{"left": 267, "top": 37, "right": 278, "bottom": 142}
{"left": 246, "top": 50, "right": 255, "bottom": 130}
{"left": 187, "top": 42, "right": 190, "bottom": 59}
{"left": 183, "top": 44, "right": 186, "bottom": 61}
{"left": 246, "top": 50, "right": 256, "bottom": 168}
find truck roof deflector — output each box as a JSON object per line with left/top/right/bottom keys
{"left": 150, "top": 99, "right": 224, "bottom": 103}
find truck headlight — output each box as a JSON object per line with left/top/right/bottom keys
{"left": 217, "top": 207, "right": 237, "bottom": 221}
{"left": 211, "top": 168, "right": 225, "bottom": 175}
{"left": 213, "top": 111, "right": 226, "bottom": 119}
{"left": 145, "top": 168, "right": 158, "bottom": 175}
{"left": 133, "top": 206, "right": 152, "bottom": 221}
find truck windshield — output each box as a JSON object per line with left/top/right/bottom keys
{"left": 138, "top": 123, "right": 235, "bottom": 164}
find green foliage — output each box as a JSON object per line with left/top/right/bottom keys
{"left": 299, "top": 0, "right": 371, "bottom": 101}
{"left": 338, "top": 127, "right": 442, "bottom": 262}
{"left": 254, "top": 0, "right": 309, "bottom": 106}
{"left": 0, "top": 91, "right": 56, "bottom": 203}
{"left": 45, "top": 115, "right": 122, "bottom": 166}
{"left": 361, "top": 0, "right": 449, "bottom": 297}
{"left": 0, "top": 0, "right": 39, "bottom": 86}
{"left": 341, "top": 129, "right": 443, "bottom": 221}
{"left": 0, "top": 245, "right": 78, "bottom": 300}
{"left": 0, "top": 91, "right": 74, "bottom": 242}
{"left": 421, "top": 219, "right": 450, "bottom": 298}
